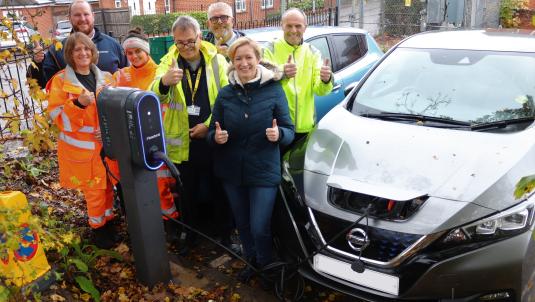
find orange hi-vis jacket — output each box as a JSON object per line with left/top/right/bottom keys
{"left": 113, "top": 58, "right": 179, "bottom": 219}
{"left": 46, "top": 65, "right": 113, "bottom": 190}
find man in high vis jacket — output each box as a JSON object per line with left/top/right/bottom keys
{"left": 262, "top": 8, "right": 333, "bottom": 141}
{"left": 151, "top": 16, "right": 229, "bottom": 253}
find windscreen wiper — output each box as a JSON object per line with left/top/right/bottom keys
{"left": 470, "top": 117, "right": 535, "bottom": 131}
{"left": 363, "top": 112, "right": 471, "bottom": 127}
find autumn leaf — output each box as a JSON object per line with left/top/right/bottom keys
{"left": 70, "top": 176, "right": 82, "bottom": 186}
{"left": 10, "top": 78, "right": 18, "bottom": 90}
{"left": 230, "top": 293, "right": 241, "bottom": 302}
{"left": 30, "top": 33, "right": 42, "bottom": 44}
{"left": 50, "top": 294, "right": 66, "bottom": 301}
{"left": 55, "top": 40, "right": 63, "bottom": 51}
{"left": 514, "top": 175, "right": 535, "bottom": 199}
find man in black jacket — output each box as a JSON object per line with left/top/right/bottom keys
{"left": 205, "top": 2, "right": 245, "bottom": 59}
{"left": 34, "top": 0, "right": 127, "bottom": 83}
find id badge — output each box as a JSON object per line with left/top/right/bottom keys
{"left": 187, "top": 105, "right": 200, "bottom": 116}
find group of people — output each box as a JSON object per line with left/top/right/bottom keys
{"left": 41, "top": 0, "right": 333, "bottom": 284}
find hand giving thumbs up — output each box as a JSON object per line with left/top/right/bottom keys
{"left": 162, "top": 58, "right": 183, "bottom": 86}
{"left": 320, "top": 58, "right": 332, "bottom": 83}
{"left": 284, "top": 54, "right": 297, "bottom": 78}
{"left": 78, "top": 89, "right": 95, "bottom": 107}
{"left": 214, "top": 121, "right": 228, "bottom": 144}
{"left": 266, "top": 119, "right": 279, "bottom": 142}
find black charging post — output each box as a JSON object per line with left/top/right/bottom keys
{"left": 97, "top": 87, "right": 171, "bottom": 286}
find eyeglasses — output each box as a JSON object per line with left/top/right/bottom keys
{"left": 209, "top": 15, "right": 230, "bottom": 23}
{"left": 175, "top": 36, "right": 198, "bottom": 49}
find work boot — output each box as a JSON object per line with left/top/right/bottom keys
{"left": 164, "top": 219, "right": 181, "bottom": 245}
{"left": 92, "top": 225, "right": 115, "bottom": 249}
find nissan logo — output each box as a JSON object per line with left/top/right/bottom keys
{"left": 346, "top": 228, "right": 369, "bottom": 252}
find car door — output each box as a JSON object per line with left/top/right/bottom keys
{"left": 306, "top": 35, "right": 340, "bottom": 121}
{"left": 309, "top": 33, "right": 378, "bottom": 120}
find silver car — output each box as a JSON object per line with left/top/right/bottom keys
{"left": 275, "top": 30, "right": 535, "bottom": 301}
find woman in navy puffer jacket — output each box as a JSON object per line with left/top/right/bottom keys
{"left": 207, "top": 37, "right": 294, "bottom": 281}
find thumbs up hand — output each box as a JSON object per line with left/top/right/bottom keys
{"left": 161, "top": 58, "right": 183, "bottom": 86}
{"left": 284, "top": 55, "right": 297, "bottom": 79}
{"left": 78, "top": 89, "right": 95, "bottom": 107}
{"left": 320, "top": 58, "right": 332, "bottom": 83}
{"left": 266, "top": 119, "right": 279, "bottom": 142}
{"left": 214, "top": 121, "right": 228, "bottom": 144}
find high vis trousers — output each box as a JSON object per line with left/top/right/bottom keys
{"left": 83, "top": 182, "right": 114, "bottom": 229}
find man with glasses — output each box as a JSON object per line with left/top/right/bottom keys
{"left": 205, "top": 2, "right": 245, "bottom": 58}
{"left": 151, "top": 15, "right": 229, "bottom": 254}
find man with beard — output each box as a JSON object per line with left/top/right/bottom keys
{"left": 41, "top": 0, "right": 127, "bottom": 82}
{"left": 204, "top": 2, "right": 245, "bottom": 59}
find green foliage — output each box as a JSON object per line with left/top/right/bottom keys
{"left": 515, "top": 175, "right": 535, "bottom": 199}
{"left": 56, "top": 239, "right": 122, "bottom": 302}
{"left": 131, "top": 12, "right": 208, "bottom": 34}
{"left": 500, "top": 0, "right": 529, "bottom": 28}
{"left": 287, "top": 0, "right": 325, "bottom": 10}
{"left": 75, "top": 276, "right": 101, "bottom": 302}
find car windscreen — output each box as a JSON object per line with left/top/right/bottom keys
{"left": 352, "top": 48, "right": 535, "bottom": 125}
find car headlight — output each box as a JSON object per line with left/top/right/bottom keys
{"left": 441, "top": 194, "right": 535, "bottom": 245}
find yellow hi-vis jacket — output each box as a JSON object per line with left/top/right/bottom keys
{"left": 150, "top": 41, "right": 229, "bottom": 163}
{"left": 262, "top": 38, "right": 333, "bottom": 133}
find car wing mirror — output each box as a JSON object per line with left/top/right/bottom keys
{"left": 344, "top": 81, "right": 360, "bottom": 97}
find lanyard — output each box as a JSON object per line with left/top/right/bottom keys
{"left": 185, "top": 66, "right": 203, "bottom": 105}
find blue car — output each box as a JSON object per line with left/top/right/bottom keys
{"left": 244, "top": 26, "right": 383, "bottom": 120}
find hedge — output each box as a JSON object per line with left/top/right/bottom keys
{"left": 131, "top": 12, "right": 207, "bottom": 35}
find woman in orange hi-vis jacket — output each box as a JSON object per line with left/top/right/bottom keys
{"left": 46, "top": 32, "right": 117, "bottom": 249}
{"left": 113, "top": 28, "right": 180, "bottom": 243}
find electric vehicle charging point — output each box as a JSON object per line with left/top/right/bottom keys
{"left": 97, "top": 87, "right": 171, "bottom": 286}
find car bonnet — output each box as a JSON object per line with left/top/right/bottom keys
{"left": 304, "top": 106, "right": 535, "bottom": 205}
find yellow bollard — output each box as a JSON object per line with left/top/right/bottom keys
{"left": 0, "top": 191, "right": 51, "bottom": 287}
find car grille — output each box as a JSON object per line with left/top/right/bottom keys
{"left": 312, "top": 210, "right": 422, "bottom": 263}
{"left": 328, "top": 186, "right": 427, "bottom": 221}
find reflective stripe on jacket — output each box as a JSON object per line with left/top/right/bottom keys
{"left": 46, "top": 64, "right": 113, "bottom": 189}
{"left": 262, "top": 38, "right": 333, "bottom": 133}
{"left": 150, "top": 41, "right": 229, "bottom": 164}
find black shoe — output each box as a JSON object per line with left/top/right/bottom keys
{"left": 237, "top": 265, "right": 256, "bottom": 283}
{"left": 164, "top": 219, "right": 181, "bottom": 245}
{"left": 92, "top": 225, "right": 115, "bottom": 249}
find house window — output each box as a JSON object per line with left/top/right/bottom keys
{"left": 164, "top": 0, "right": 170, "bottom": 13}
{"left": 235, "top": 0, "right": 246, "bottom": 13}
{"left": 115, "top": 0, "right": 121, "bottom": 8}
{"left": 261, "top": 0, "right": 273, "bottom": 9}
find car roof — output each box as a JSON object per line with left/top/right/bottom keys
{"left": 399, "top": 29, "right": 535, "bottom": 53}
{"left": 242, "top": 26, "right": 370, "bottom": 42}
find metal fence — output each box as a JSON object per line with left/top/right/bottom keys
{"left": 0, "top": 53, "right": 44, "bottom": 140}
{"left": 338, "top": 0, "right": 501, "bottom": 37}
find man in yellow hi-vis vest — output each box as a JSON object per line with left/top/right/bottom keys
{"left": 262, "top": 8, "right": 333, "bottom": 142}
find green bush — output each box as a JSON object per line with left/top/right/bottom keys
{"left": 287, "top": 0, "right": 325, "bottom": 10}
{"left": 131, "top": 12, "right": 208, "bottom": 35}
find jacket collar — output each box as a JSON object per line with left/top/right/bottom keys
{"left": 63, "top": 64, "right": 107, "bottom": 94}
{"left": 228, "top": 61, "right": 282, "bottom": 88}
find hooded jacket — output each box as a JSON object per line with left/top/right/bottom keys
{"left": 207, "top": 62, "right": 294, "bottom": 186}
{"left": 43, "top": 27, "right": 128, "bottom": 83}
{"left": 262, "top": 38, "right": 333, "bottom": 133}
{"left": 46, "top": 64, "right": 113, "bottom": 189}
{"left": 150, "top": 41, "right": 229, "bottom": 164}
